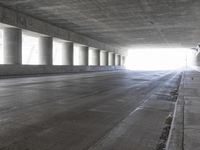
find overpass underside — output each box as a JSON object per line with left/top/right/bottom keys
{"left": 0, "top": 1, "right": 200, "bottom": 150}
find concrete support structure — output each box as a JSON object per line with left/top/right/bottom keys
{"left": 115, "top": 54, "right": 120, "bottom": 66}
{"left": 79, "top": 46, "right": 89, "bottom": 66}
{"left": 0, "top": 6, "right": 125, "bottom": 57}
{"left": 114, "top": 54, "right": 117, "bottom": 66}
{"left": 119, "top": 55, "right": 122, "bottom": 66}
{"left": 100, "top": 51, "right": 108, "bottom": 66}
{"left": 3, "top": 28, "right": 22, "bottom": 65}
{"left": 108, "top": 52, "right": 112, "bottom": 66}
{"left": 112, "top": 53, "right": 116, "bottom": 66}
{"left": 89, "top": 48, "right": 100, "bottom": 66}
{"left": 62, "top": 42, "right": 74, "bottom": 65}
{"left": 122, "top": 56, "right": 126, "bottom": 66}
{"left": 97, "top": 50, "right": 101, "bottom": 66}
{"left": 106, "top": 52, "right": 109, "bottom": 66}
{"left": 0, "top": 7, "right": 125, "bottom": 75}
{"left": 39, "top": 37, "right": 53, "bottom": 65}
{"left": 108, "top": 52, "right": 115, "bottom": 66}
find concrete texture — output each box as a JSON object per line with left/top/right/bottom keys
{"left": 0, "top": 0, "right": 199, "bottom": 48}
{"left": 108, "top": 52, "right": 114, "bottom": 66}
{"left": 38, "top": 37, "right": 53, "bottom": 65}
{"left": 3, "top": 27, "right": 22, "bottom": 65}
{"left": 100, "top": 51, "right": 108, "bottom": 66}
{"left": 0, "top": 70, "right": 181, "bottom": 150}
{"left": 167, "top": 69, "right": 200, "bottom": 150}
{"left": 79, "top": 46, "right": 89, "bottom": 66}
{"left": 119, "top": 55, "right": 122, "bottom": 66}
{"left": 89, "top": 48, "right": 100, "bottom": 66}
{"left": 122, "top": 56, "right": 126, "bottom": 66}
{"left": 62, "top": 42, "right": 74, "bottom": 65}
{"left": 0, "top": 4, "right": 125, "bottom": 56}
{"left": 115, "top": 54, "right": 120, "bottom": 66}
{"left": 0, "top": 65, "right": 123, "bottom": 76}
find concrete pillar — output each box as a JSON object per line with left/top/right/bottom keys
{"left": 195, "top": 53, "right": 200, "bottom": 66}
{"left": 100, "top": 51, "right": 106, "bottom": 66}
{"left": 80, "top": 46, "right": 89, "bottom": 65}
{"left": 100, "top": 51, "right": 107, "bottom": 66}
{"left": 117, "top": 54, "right": 121, "bottom": 66}
{"left": 113, "top": 53, "right": 115, "bottom": 66}
{"left": 62, "top": 42, "right": 73, "bottom": 65}
{"left": 105, "top": 51, "right": 109, "bottom": 66}
{"left": 108, "top": 52, "right": 115, "bottom": 66}
{"left": 106, "top": 52, "right": 109, "bottom": 66}
{"left": 119, "top": 55, "right": 122, "bottom": 66}
{"left": 97, "top": 50, "right": 101, "bottom": 66}
{"left": 108, "top": 52, "right": 111, "bottom": 66}
{"left": 115, "top": 54, "right": 119, "bottom": 66}
{"left": 114, "top": 54, "right": 118, "bottom": 66}
{"left": 89, "top": 48, "right": 100, "bottom": 66}
{"left": 3, "top": 27, "right": 22, "bottom": 65}
{"left": 39, "top": 37, "right": 53, "bottom": 65}
{"left": 122, "top": 56, "right": 126, "bottom": 66}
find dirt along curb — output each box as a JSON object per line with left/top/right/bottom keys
{"left": 165, "top": 72, "right": 185, "bottom": 150}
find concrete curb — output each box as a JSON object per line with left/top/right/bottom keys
{"left": 166, "top": 72, "right": 184, "bottom": 150}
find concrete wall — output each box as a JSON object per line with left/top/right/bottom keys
{"left": 0, "top": 65, "right": 124, "bottom": 76}
{"left": 0, "top": 5, "right": 126, "bottom": 56}
{"left": 0, "top": 6, "right": 126, "bottom": 76}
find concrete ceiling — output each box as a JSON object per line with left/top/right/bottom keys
{"left": 0, "top": 0, "right": 199, "bottom": 49}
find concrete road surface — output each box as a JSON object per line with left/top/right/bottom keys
{"left": 0, "top": 70, "right": 182, "bottom": 150}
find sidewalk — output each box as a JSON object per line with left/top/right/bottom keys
{"left": 167, "top": 69, "right": 200, "bottom": 150}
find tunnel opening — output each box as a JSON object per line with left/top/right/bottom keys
{"left": 126, "top": 48, "right": 189, "bottom": 71}
{"left": 22, "top": 33, "right": 40, "bottom": 65}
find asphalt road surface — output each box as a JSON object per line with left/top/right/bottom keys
{"left": 0, "top": 70, "right": 182, "bottom": 150}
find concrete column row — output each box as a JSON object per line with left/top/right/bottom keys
{"left": 3, "top": 27, "right": 125, "bottom": 66}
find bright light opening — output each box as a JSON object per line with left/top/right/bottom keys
{"left": 0, "top": 29, "right": 3, "bottom": 64}
{"left": 22, "top": 33, "right": 40, "bottom": 65}
{"left": 74, "top": 44, "right": 81, "bottom": 66}
{"left": 126, "top": 48, "right": 188, "bottom": 70}
{"left": 53, "top": 41, "right": 64, "bottom": 65}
